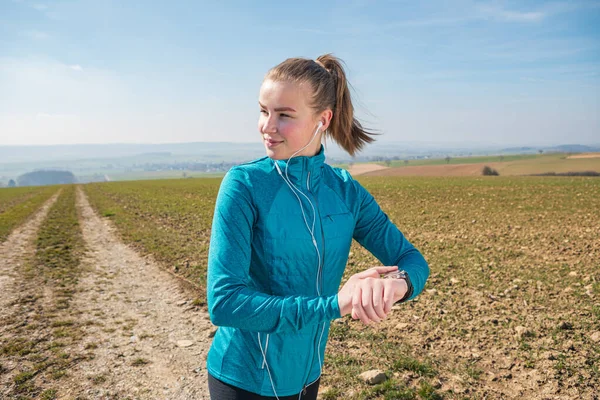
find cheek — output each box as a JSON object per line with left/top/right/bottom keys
{"left": 278, "top": 120, "right": 301, "bottom": 138}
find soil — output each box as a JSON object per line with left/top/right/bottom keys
{"left": 348, "top": 163, "right": 390, "bottom": 176}
{"left": 361, "top": 163, "right": 496, "bottom": 177}
{"left": 0, "top": 188, "right": 215, "bottom": 399}
{"left": 567, "top": 153, "right": 600, "bottom": 159}
{"left": 0, "top": 191, "right": 60, "bottom": 337}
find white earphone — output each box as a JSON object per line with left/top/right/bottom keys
{"left": 260, "top": 121, "right": 327, "bottom": 399}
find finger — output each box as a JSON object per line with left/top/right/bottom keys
{"left": 372, "top": 266, "right": 399, "bottom": 276}
{"left": 352, "top": 286, "right": 366, "bottom": 323}
{"left": 361, "top": 282, "right": 380, "bottom": 323}
{"left": 355, "top": 266, "right": 398, "bottom": 280}
{"left": 354, "top": 269, "right": 381, "bottom": 280}
{"left": 372, "top": 279, "right": 387, "bottom": 320}
{"left": 351, "top": 308, "right": 358, "bottom": 320}
{"left": 354, "top": 286, "right": 372, "bottom": 325}
{"left": 383, "top": 281, "right": 396, "bottom": 314}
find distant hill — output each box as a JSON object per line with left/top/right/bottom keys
{"left": 17, "top": 170, "right": 77, "bottom": 187}
{"left": 2, "top": 141, "right": 599, "bottom": 186}
{"left": 550, "top": 144, "right": 600, "bottom": 153}
{"left": 501, "top": 144, "right": 600, "bottom": 154}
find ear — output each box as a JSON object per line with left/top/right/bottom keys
{"left": 318, "top": 109, "right": 333, "bottom": 131}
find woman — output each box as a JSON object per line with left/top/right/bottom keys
{"left": 206, "top": 54, "right": 429, "bottom": 399}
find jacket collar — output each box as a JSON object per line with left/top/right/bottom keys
{"left": 271, "top": 144, "right": 325, "bottom": 191}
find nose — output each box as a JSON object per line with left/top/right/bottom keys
{"left": 261, "top": 115, "right": 277, "bottom": 134}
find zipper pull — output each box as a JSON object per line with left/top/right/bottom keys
{"left": 302, "top": 385, "right": 307, "bottom": 396}
{"left": 307, "top": 171, "right": 311, "bottom": 192}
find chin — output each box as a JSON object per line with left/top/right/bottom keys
{"left": 264, "top": 145, "right": 286, "bottom": 160}
{"left": 266, "top": 150, "right": 285, "bottom": 160}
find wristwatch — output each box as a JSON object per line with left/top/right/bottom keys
{"left": 383, "top": 270, "right": 414, "bottom": 303}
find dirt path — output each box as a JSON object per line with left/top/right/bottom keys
{"left": 61, "top": 187, "right": 213, "bottom": 399}
{"left": 567, "top": 152, "right": 600, "bottom": 159}
{"left": 347, "top": 163, "right": 390, "bottom": 176}
{"left": 0, "top": 191, "right": 61, "bottom": 331}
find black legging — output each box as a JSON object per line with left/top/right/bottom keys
{"left": 208, "top": 372, "right": 320, "bottom": 400}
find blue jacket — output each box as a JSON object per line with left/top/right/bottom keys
{"left": 206, "top": 144, "right": 429, "bottom": 396}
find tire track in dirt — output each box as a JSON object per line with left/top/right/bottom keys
{"left": 0, "top": 190, "right": 61, "bottom": 332}
{"left": 64, "top": 186, "right": 213, "bottom": 399}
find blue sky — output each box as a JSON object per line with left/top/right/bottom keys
{"left": 1, "top": 0, "right": 598, "bottom": 147}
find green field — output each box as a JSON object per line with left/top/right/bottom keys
{"left": 0, "top": 186, "right": 60, "bottom": 243}
{"left": 78, "top": 175, "right": 600, "bottom": 398}
{"left": 106, "top": 171, "right": 226, "bottom": 182}
{"left": 334, "top": 153, "right": 539, "bottom": 170}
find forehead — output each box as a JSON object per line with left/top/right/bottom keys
{"left": 259, "top": 79, "right": 313, "bottom": 109}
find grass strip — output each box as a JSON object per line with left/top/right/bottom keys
{"left": 0, "top": 186, "right": 59, "bottom": 243}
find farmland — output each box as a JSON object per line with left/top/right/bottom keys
{"left": 1, "top": 173, "right": 599, "bottom": 399}
{"left": 343, "top": 153, "right": 600, "bottom": 178}
{"left": 81, "top": 175, "right": 599, "bottom": 398}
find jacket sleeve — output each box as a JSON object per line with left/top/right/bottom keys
{"left": 207, "top": 167, "right": 341, "bottom": 334}
{"left": 351, "top": 178, "right": 429, "bottom": 301}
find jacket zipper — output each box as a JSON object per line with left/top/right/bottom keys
{"left": 305, "top": 169, "right": 326, "bottom": 393}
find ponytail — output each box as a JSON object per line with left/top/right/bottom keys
{"left": 265, "top": 54, "right": 379, "bottom": 157}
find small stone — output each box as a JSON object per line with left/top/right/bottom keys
{"left": 193, "top": 367, "right": 203, "bottom": 373}
{"left": 206, "top": 328, "right": 217, "bottom": 339}
{"left": 450, "top": 278, "right": 460, "bottom": 285}
{"left": 359, "top": 370, "right": 387, "bottom": 385}
{"left": 589, "top": 331, "right": 600, "bottom": 343}
{"left": 176, "top": 300, "right": 187, "bottom": 306}
{"left": 514, "top": 326, "right": 533, "bottom": 340}
{"left": 559, "top": 321, "right": 573, "bottom": 330}
{"left": 130, "top": 335, "right": 138, "bottom": 343}
{"left": 395, "top": 323, "right": 410, "bottom": 330}
{"left": 564, "top": 341, "right": 576, "bottom": 352}
{"left": 568, "top": 271, "right": 577, "bottom": 277}
{"left": 177, "top": 340, "right": 194, "bottom": 348}
{"left": 426, "top": 289, "right": 437, "bottom": 295}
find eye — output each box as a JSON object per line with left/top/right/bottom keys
{"left": 280, "top": 113, "right": 290, "bottom": 118}
{"left": 260, "top": 109, "right": 268, "bottom": 115}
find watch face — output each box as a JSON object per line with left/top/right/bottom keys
{"left": 383, "top": 270, "right": 407, "bottom": 279}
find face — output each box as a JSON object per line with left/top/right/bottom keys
{"left": 258, "top": 79, "right": 325, "bottom": 160}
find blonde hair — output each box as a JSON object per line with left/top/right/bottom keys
{"left": 265, "top": 54, "right": 379, "bottom": 156}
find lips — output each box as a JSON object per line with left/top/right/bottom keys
{"left": 265, "top": 139, "right": 283, "bottom": 145}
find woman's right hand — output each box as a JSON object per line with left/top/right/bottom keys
{"left": 337, "top": 266, "right": 400, "bottom": 324}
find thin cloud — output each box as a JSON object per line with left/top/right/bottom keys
{"left": 31, "top": 3, "right": 48, "bottom": 11}
{"left": 68, "top": 64, "right": 83, "bottom": 72}
{"left": 21, "top": 30, "right": 50, "bottom": 40}
{"left": 477, "top": 5, "right": 547, "bottom": 22}
{"left": 35, "top": 113, "right": 78, "bottom": 119}
{"left": 385, "top": 2, "right": 566, "bottom": 29}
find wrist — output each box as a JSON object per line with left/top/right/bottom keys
{"left": 383, "top": 269, "right": 413, "bottom": 303}
{"left": 393, "top": 279, "right": 408, "bottom": 303}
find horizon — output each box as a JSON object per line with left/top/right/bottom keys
{"left": 1, "top": 0, "right": 598, "bottom": 147}
{"left": 1, "top": 139, "right": 599, "bottom": 149}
